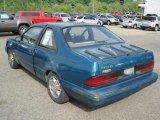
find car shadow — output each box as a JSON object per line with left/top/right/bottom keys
{"left": 0, "top": 32, "right": 17, "bottom": 37}
{"left": 20, "top": 67, "right": 98, "bottom": 112}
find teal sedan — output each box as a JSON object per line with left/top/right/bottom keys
{"left": 5, "top": 22, "right": 158, "bottom": 107}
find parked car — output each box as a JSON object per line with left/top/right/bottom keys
{"left": 52, "top": 13, "right": 71, "bottom": 22}
{"left": 18, "top": 11, "right": 62, "bottom": 24}
{"left": 124, "top": 11, "right": 136, "bottom": 18}
{"left": 5, "top": 22, "right": 158, "bottom": 107}
{"left": 99, "top": 15, "right": 108, "bottom": 24}
{"left": 105, "top": 15, "right": 119, "bottom": 25}
{"left": 141, "top": 16, "right": 160, "bottom": 31}
{"left": 75, "top": 15, "right": 103, "bottom": 25}
{"left": 122, "top": 18, "right": 142, "bottom": 29}
{"left": 111, "top": 11, "right": 123, "bottom": 16}
{"left": 113, "top": 15, "right": 127, "bottom": 23}
{"left": 0, "top": 11, "right": 32, "bottom": 34}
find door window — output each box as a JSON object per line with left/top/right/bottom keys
{"left": 0, "top": 13, "right": 12, "bottom": 20}
{"left": 40, "top": 28, "right": 57, "bottom": 50}
{"left": 22, "top": 27, "right": 42, "bottom": 45}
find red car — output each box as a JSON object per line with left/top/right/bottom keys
{"left": 18, "top": 11, "right": 62, "bottom": 24}
{"left": 111, "top": 11, "right": 123, "bottom": 16}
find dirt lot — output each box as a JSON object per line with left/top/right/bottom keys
{"left": 0, "top": 25, "right": 160, "bottom": 120}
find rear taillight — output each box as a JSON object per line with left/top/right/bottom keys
{"left": 149, "top": 20, "right": 155, "bottom": 22}
{"left": 84, "top": 71, "right": 123, "bottom": 87}
{"left": 135, "top": 61, "right": 154, "bottom": 74}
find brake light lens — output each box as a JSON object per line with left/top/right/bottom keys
{"left": 135, "top": 61, "right": 154, "bottom": 74}
{"left": 149, "top": 20, "right": 155, "bottom": 22}
{"left": 84, "top": 71, "right": 123, "bottom": 87}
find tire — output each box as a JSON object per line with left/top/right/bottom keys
{"left": 97, "top": 22, "right": 101, "bottom": 25}
{"left": 8, "top": 49, "right": 19, "bottom": 69}
{"left": 18, "top": 25, "right": 28, "bottom": 35}
{"left": 47, "top": 72, "right": 69, "bottom": 104}
{"left": 133, "top": 24, "right": 137, "bottom": 29}
{"left": 107, "top": 21, "right": 111, "bottom": 25}
{"left": 141, "top": 27, "right": 145, "bottom": 30}
{"left": 123, "top": 26, "right": 127, "bottom": 28}
{"left": 154, "top": 25, "right": 159, "bottom": 32}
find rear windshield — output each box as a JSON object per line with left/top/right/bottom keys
{"left": 61, "top": 14, "right": 70, "bottom": 17}
{"left": 62, "top": 26, "right": 124, "bottom": 48}
{"left": 22, "top": 12, "right": 40, "bottom": 16}
{"left": 143, "top": 16, "right": 156, "bottom": 20}
{"left": 107, "top": 15, "right": 114, "bottom": 18}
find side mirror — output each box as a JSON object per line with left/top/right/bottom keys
{"left": 15, "top": 36, "right": 21, "bottom": 42}
{"left": 9, "top": 15, "right": 14, "bottom": 20}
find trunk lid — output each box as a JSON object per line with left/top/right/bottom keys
{"left": 73, "top": 43, "right": 154, "bottom": 75}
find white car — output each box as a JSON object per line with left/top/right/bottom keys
{"left": 122, "top": 18, "right": 142, "bottom": 29}
{"left": 75, "top": 16, "right": 103, "bottom": 25}
{"left": 53, "top": 13, "right": 71, "bottom": 22}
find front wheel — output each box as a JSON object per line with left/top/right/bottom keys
{"left": 97, "top": 22, "right": 101, "bottom": 25}
{"left": 133, "top": 24, "right": 137, "bottom": 29}
{"left": 18, "top": 25, "right": 28, "bottom": 35}
{"left": 8, "top": 50, "right": 19, "bottom": 69}
{"left": 154, "top": 25, "right": 159, "bottom": 32}
{"left": 47, "top": 72, "right": 69, "bottom": 104}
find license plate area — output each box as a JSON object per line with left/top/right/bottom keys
{"left": 124, "top": 67, "right": 135, "bottom": 75}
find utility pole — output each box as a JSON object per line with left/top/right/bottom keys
{"left": 92, "top": 0, "right": 95, "bottom": 13}
{"left": 4, "top": 0, "right": 5, "bottom": 11}
{"left": 41, "top": 0, "right": 42, "bottom": 10}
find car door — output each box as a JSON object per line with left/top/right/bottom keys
{"left": 15, "top": 27, "right": 43, "bottom": 74}
{"left": 0, "top": 12, "right": 17, "bottom": 32}
{"left": 34, "top": 28, "right": 58, "bottom": 80}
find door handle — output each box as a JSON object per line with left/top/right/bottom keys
{"left": 1, "top": 21, "right": 5, "bottom": 22}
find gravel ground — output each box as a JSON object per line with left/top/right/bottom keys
{"left": 0, "top": 25, "right": 160, "bottom": 120}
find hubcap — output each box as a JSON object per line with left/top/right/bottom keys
{"left": 8, "top": 53, "right": 14, "bottom": 66}
{"left": 155, "top": 26, "right": 158, "bottom": 31}
{"left": 20, "top": 27, "right": 27, "bottom": 34}
{"left": 49, "top": 76, "right": 61, "bottom": 98}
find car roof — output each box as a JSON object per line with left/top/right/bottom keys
{"left": 32, "top": 22, "right": 99, "bottom": 28}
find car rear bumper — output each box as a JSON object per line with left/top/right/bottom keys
{"left": 122, "top": 23, "right": 134, "bottom": 27}
{"left": 141, "top": 26, "right": 155, "bottom": 29}
{"left": 111, "top": 21, "right": 119, "bottom": 24}
{"left": 63, "top": 72, "right": 158, "bottom": 107}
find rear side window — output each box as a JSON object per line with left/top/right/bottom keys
{"left": 40, "top": 28, "right": 57, "bottom": 50}
{"left": 143, "top": 17, "right": 156, "bottom": 20}
{"left": 0, "top": 13, "right": 10, "bottom": 20}
{"left": 22, "top": 12, "right": 40, "bottom": 16}
{"left": 77, "top": 16, "right": 83, "bottom": 19}
{"left": 22, "top": 27, "right": 42, "bottom": 45}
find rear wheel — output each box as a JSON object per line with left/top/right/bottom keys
{"left": 8, "top": 50, "right": 19, "bottom": 69}
{"left": 154, "top": 25, "right": 159, "bottom": 32}
{"left": 133, "top": 24, "right": 137, "bottom": 29}
{"left": 18, "top": 25, "right": 28, "bottom": 35}
{"left": 107, "top": 21, "right": 111, "bottom": 25}
{"left": 47, "top": 72, "right": 69, "bottom": 104}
